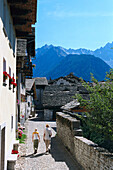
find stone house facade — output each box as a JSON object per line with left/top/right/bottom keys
{"left": 35, "top": 77, "right": 48, "bottom": 109}
{"left": 43, "top": 73, "right": 89, "bottom": 120}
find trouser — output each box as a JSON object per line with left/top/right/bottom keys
{"left": 45, "top": 140, "right": 51, "bottom": 151}
{"left": 33, "top": 139, "right": 39, "bottom": 151}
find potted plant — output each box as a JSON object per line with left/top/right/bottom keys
{"left": 3, "top": 71, "right": 8, "bottom": 86}
{"left": 7, "top": 74, "right": 13, "bottom": 89}
{"left": 11, "top": 82, "right": 17, "bottom": 92}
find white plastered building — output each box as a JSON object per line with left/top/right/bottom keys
{"left": 0, "top": 1, "right": 17, "bottom": 169}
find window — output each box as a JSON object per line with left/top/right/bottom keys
{"left": 9, "top": 68, "right": 11, "bottom": 76}
{"left": 3, "top": 58, "right": 6, "bottom": 72}
{"left": 12, "top": 73, "right": 15, "bottom": 92}
{"left": 9, "top": 67, "right": 11, "bottom": 89}
{"left": 3, "top": 58, "right": 7, "bottom": 85}
{"left": 11, "top": 115, "right": 13, "bottom": 129}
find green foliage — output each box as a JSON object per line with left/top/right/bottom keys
{"left": 16, "top": 133, "right": 27, "bottom": 144}
{"left": 75, "top": 69, "right": 113, "bottom": 152}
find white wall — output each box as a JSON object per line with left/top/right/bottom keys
{"left": 0, "top": 9, "right": 16, "bottom": 169}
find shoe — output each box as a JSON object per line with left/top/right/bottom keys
{"left": 48, "top": 149, "right": 50, "bottom": 153}
{"left": 34, "top": 149, "right": 37, "bottom": 154}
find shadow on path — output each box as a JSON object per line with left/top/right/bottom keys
{"left": 50, "top": 136, "right": 82, "bottom": 170}
{"left": 29, "top": 117, "right": 54, "bottom": 122}
{"left": 21, "top": 153, "right": 34, "bottom": 158}
{"left": 30, "top": 152, "right": 45, "bottom": 158}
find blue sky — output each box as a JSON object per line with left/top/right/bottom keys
{"left": 35, "top": 0, "right": 113, "bottom": 50}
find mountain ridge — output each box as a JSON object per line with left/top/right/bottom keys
{"left": 33, "top": 42, "right": 112, "bottom": 81}
{"left": 44, "top": 54, "right": 111, "bottom": 81}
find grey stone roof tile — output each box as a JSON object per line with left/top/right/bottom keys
{"left": 25, "top": 79, "right": 35, "bottom": 91}
{"left": 35, "top": 77, "right": 48, "bottom": 85}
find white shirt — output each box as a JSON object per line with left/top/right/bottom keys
{"left": 32, "top": 132, "right": 39, "bottom": 140}
{"left": 44, "top": 127, "right": 52, "bottom": 140}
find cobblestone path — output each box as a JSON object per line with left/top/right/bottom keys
{"left": 15, "top": 119, "right": 81, "bottom": 170}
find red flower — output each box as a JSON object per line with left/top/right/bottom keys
{"left": 12, "top": 77, "right": 15, "bottom": 82}
{"left": 3, "top": 72, "right": 8, "bottom": 81}
{"left": 3, "top": 71, "right": 7, "bottom": 76}
{"left": 11, "top": 82, "right": 17, "bottom": 87}
{"left": 12, "top": 150, "right": 19, "bottom": 154}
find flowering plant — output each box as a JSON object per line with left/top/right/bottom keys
{"left": 11, "top": 82, "right": 17, "bottom": 88}
{"left": 12, "top": 77, "right": 15, "bottom": 82}
{"left": 7, "top": 74, "right": 13, "bottom": 84}
{"left": 3, "top": 71, "right": 8, "bottom": 80}
{"left": 12, "top": 150, "right": 19, "bottom": 154}
{"left": 17, "top": 99, "right": 19, "bottom": 105}
{"left": 18, "top": 129, "right": 23, "bottom": 138}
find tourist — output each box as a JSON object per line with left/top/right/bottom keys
{"left": 32, "top": 128, "right": 40, "bottom": 154}
{"left": 43, "top": 124, "right": 52, "bottom": 153}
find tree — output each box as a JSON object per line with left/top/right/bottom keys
{"left": 75, "top": 70, "right": 113, "bottom": 152}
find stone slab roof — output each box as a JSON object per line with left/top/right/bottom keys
{"left": 61, "top": 100, "right": 80, "bottom": 111}
{"left": 43, "top": 84, "right": 89, "bottom": 108}
{"left": 35, "top": 77, "right": 48, "bottom": 86}
{"left": 48, "top": 73, "right": 82, "bottom": 85}
{"left": 25, "top": 79, "right": 35, "bottom": 91}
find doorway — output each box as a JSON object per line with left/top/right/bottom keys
{"left": 1, "top": 127, "right": 5, "bottom": 170}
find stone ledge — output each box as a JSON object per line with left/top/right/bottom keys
{"left": 73, "top": 129, "right": 83, "bottom": 136}
{"left": 75, "top": 136, "right": 97, "bottom": 146}
{"left": 7, "top": 154, "right": 18, "bottom": 161}
{"left": 74, "top": 136, "right": 113, "bottom": 160}
{"left": 56, "top": 111, "right": 113, "bottom": 169}
{"left": 7, "top": 154, "right": 18, "bottom": 170}
{"left": 56, "top": 112, "right": 80, "bottom": 130}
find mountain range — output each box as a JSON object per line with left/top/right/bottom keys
{"left": 33, "top": 42, "right": 113, "bottom": 81}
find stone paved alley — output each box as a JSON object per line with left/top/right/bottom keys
{"left": 15, "top": 119, "right": 81, "bottom": 170}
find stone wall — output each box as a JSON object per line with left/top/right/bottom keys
{"left": 56, "top": 112, "right": 82, "bottom": 154}
{"left": 56, "top": 112, "right": 113, "bottom": 170}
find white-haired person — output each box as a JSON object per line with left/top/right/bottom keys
{"left": 32, "top": 128, "right": 40, "bottom": 154}
{"left": 43, "top": 124, "right": 52, "bottom": 153}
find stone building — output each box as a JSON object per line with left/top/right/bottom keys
{"left": 35, "top": 77, "right": 48, "bottom": 109}
{"left": 43, "top": 73, "right": 89, "bottom": 120}
{"left": 25, "top": 79, "right": 37, "bottom": 118}
{"left": 0, "top": 0, "right": 37, "bottom": 169}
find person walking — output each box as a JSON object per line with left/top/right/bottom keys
{"left": 32, "top": 128, "right": 40, "bottom": 154}
{"left": 43, "top": 124, "right": 52, "bottom": 153}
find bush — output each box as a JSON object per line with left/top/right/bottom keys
{"left": 75, "top": 70, "right": 113, "bottom": 153}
